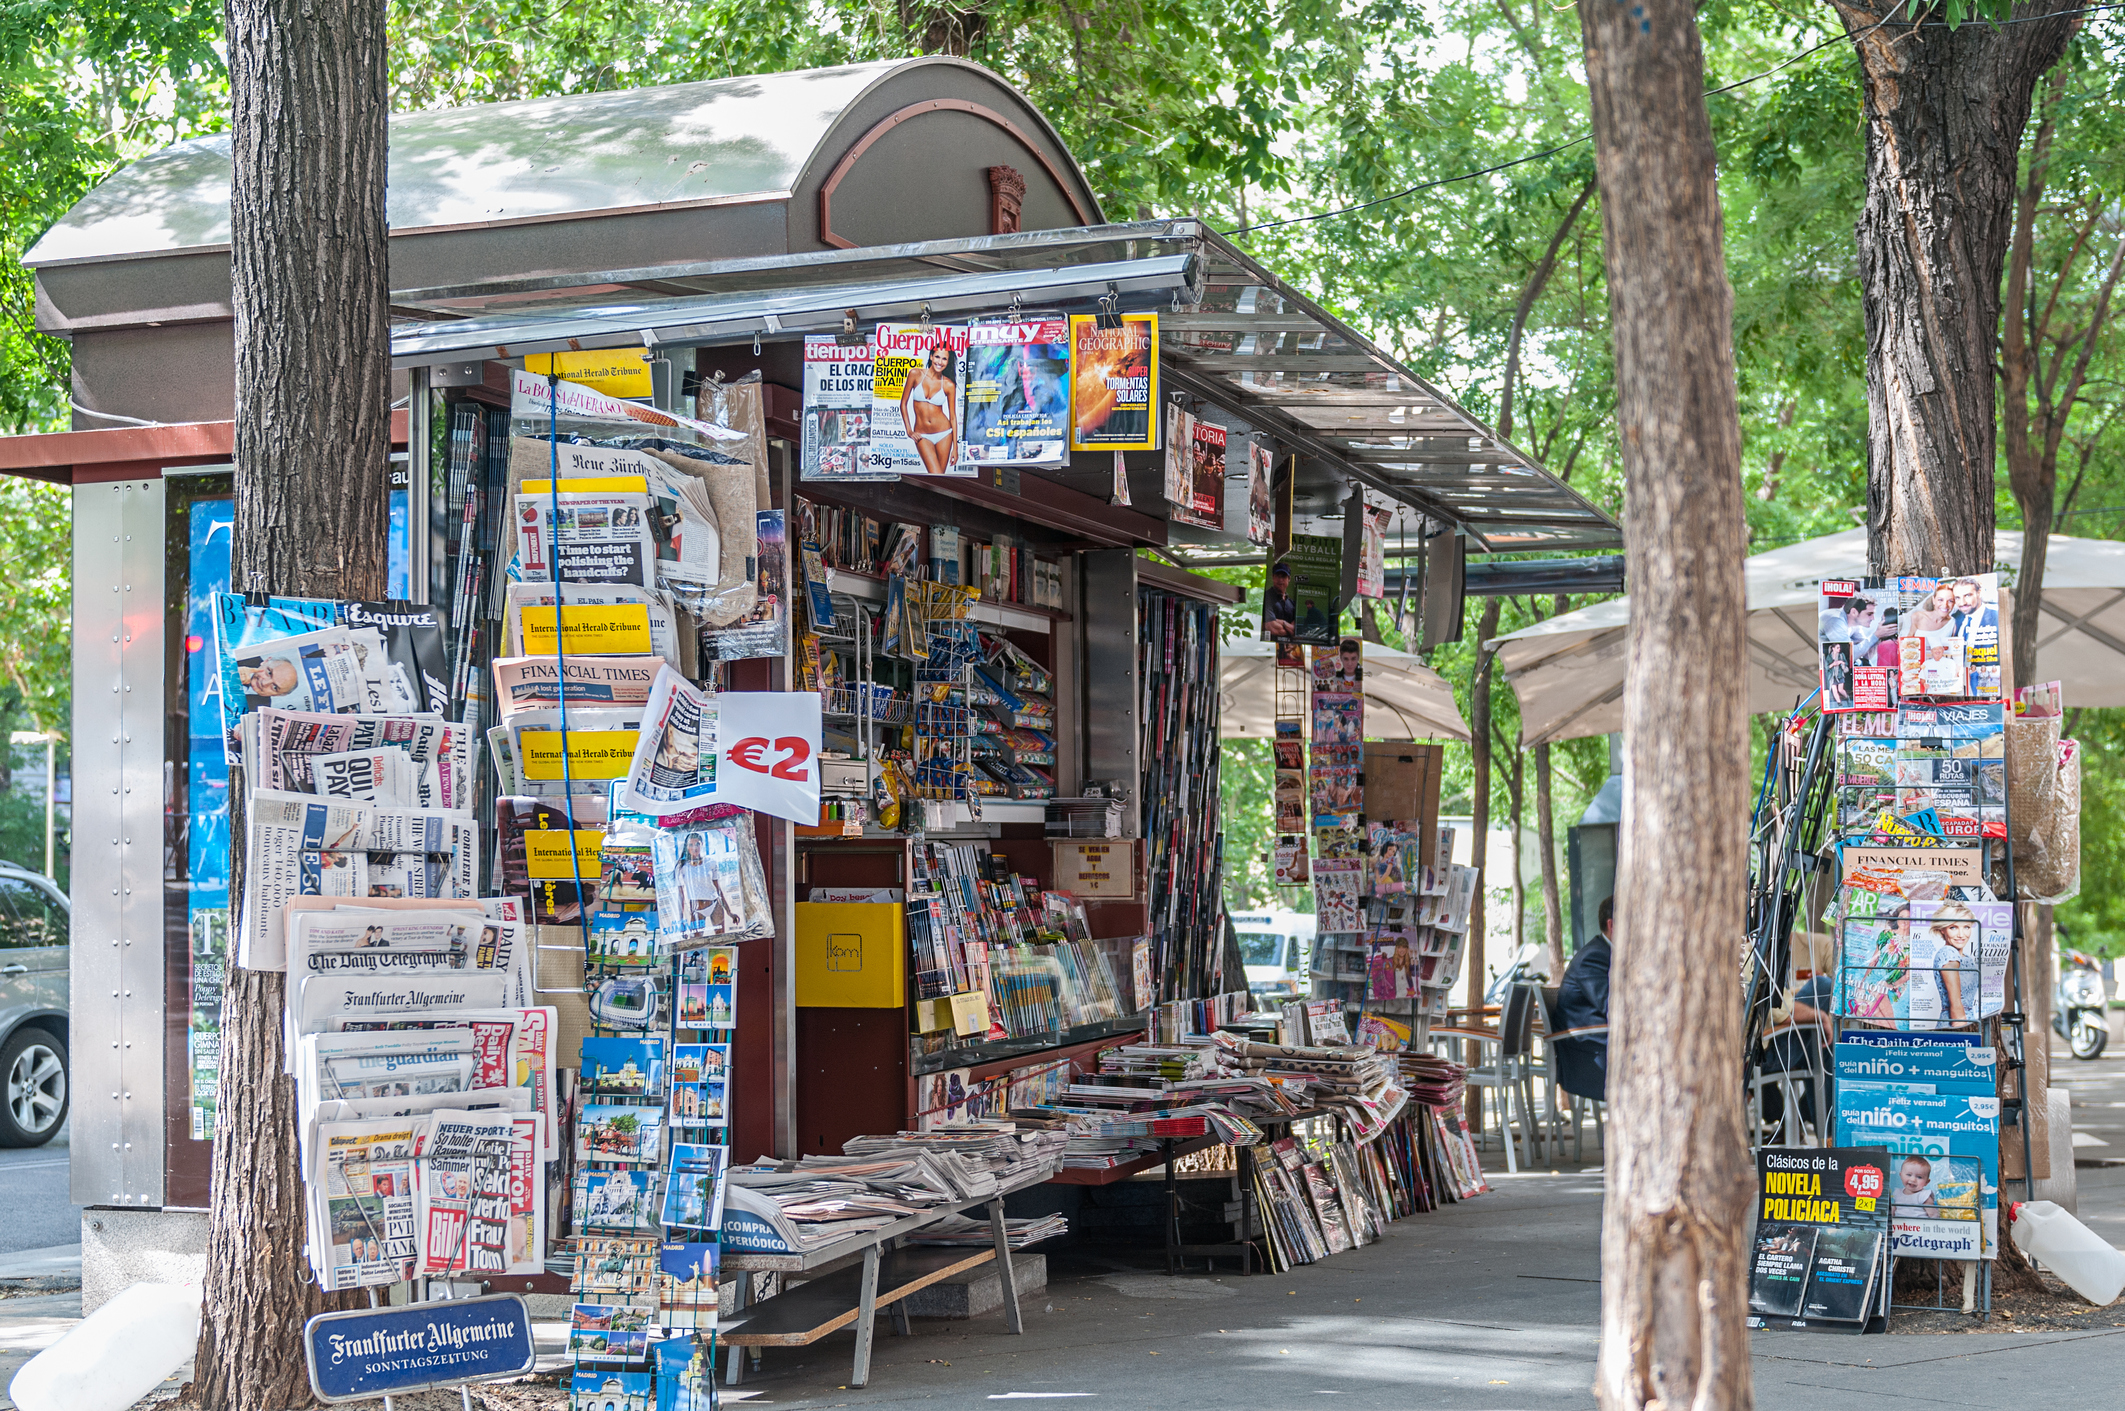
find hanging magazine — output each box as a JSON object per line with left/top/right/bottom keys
{"left": 801, "top": 334, "right": 895, "bottom": 480}
{"left": 959, "top": 316, "right": 1070, "bottom": 467}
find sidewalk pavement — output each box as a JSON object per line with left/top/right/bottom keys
{"left": 4, "top": 1042, "right": 2123, "bottom": 1408}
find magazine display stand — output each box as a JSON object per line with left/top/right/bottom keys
{"left": 1745, "top": 572, "right": 2044, "bottom": 1325}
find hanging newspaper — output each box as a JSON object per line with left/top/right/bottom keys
{"left": 508, "top": 369, "right": 745, "bottom": 445}
{"left": 513, "top": 476, "right": 657, "bottom": 587}
{"left": 801, "top": 334, "right": 896, "bottom": 480}
{"left": 959, "top": 316, "right": 1070, "bottom": 468}
{"left": 620, "top": 664, "right": 719, "bottom": 816}
{"left": 523, "top": 441, "right": 725, "bottom": 603}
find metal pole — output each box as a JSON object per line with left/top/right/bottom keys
{"left": 43, "top": 734, "right": 54, "bottom": 878}
{"left": 407, "top": 365, "right": 434, "bottom": 604}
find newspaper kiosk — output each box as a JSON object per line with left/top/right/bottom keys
{"left": 6, "top": 56, "right": 1616, "bottom": 1329}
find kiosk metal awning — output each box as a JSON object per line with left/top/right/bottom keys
{"left": 388, "top": 219, "right": 1618, "bottom": 554}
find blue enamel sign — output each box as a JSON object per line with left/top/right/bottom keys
{"left": 306, "top": 1293, "right": 535, "bottom": 1403}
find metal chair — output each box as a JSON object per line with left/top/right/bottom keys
{"left": 1460, "top": 983, "right": 1545, "bottom": 1172}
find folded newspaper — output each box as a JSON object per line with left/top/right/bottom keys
{"left": 619, "top": 665, "right": 718, "bottom": 816}
{"left": 239, "top": 793, "right": 479, "bottom": 969}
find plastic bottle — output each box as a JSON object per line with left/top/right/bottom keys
{"left": 8, "top": 1281, "right": 202, "bottom": 1411}
{"left": 2010, "top": 1200, "right": 2125, "bottom": 1307}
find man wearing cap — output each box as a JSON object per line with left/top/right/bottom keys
{"left": 1264, "top": 562, "right": 1297, "bottom": 639}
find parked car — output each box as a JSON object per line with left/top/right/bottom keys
{"left": 1232, "top": 908, "right": 1315, "bottom": 1003}
{"left": 0, "top": 864, "right": 68, "bottom": 1147}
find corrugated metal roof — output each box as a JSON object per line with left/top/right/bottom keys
{"left": 25, "top": 61, "right": 919, "bottom": 267}
{"left": 387, "top": 219, "right": 1620, "bottom": 552}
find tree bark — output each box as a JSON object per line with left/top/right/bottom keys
{"left": 1577, "top": 0, "right": 1753, "bottom": 1403}
{"left": 1829, "top": 0, "right": 2078, "bottom": 577}
{"left": 194, "top": 0, "right": 391, "bottom": 1405}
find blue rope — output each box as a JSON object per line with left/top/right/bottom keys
{"left": 546, "top": 376, "right": 592, "bottom": 963}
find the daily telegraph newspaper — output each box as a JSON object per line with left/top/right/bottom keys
{"left": 240, "top": 791, "right": 478, "bottom": 970}
{"left": 619, "top": 664, "right": 718, "bottom": 816}
{"left": 288, "top": 910, "right": 530, "bottom": 1007}
{"left": 514, "top": 477, "right": 657, "bottom": 587}
{"left": 490, "top": 655, "right": 664, "bottom": 716}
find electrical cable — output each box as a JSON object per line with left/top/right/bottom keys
{"left": 1222, "top": 0, "right": 2118, "bottom": 238}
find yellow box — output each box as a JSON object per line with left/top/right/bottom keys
{"left": 795, "top": 902, "right": 905, "bottom": 1008}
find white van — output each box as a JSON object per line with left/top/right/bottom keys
{"left": 1231, "top": 909, "right": 1315, "bottom": 1001}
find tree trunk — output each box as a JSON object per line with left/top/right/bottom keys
{"left": 1507, "top": 742, "right": 1526, "bottom": 948}
{"left": 1535, "top": 741, "right": 1565, "bottom": 978}
{"left": 1830, "top": 0, "right": 2078, "bottom": 577}
{"left": 193, "top": 0, "right": 391, "bottom": 1405}
{"left": 1577, "top": 0, "right": 1753, "bottom": 1402}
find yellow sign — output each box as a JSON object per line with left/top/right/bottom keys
{"left": 518, "top": 729, "right": 639, "bottom": 781}
{"left": 522, "top": 829, "right": 604, "bottom": 881}
{"left": 1051, "top": 840, "right": 1137, "bottom": 899}
{"left": 519, "top": 604, "right": 654, "bottom": 656}
{"left": 519, "top": 476, "right": 650, "bottom": 496}
{"left": 523, "top": 350, "right": 653, "bottom": 399}
{"left": 794, "top": 903, "right": 905, "bottom": 1007}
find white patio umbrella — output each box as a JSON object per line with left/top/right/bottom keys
{"left": 1221, "top": 624, "right": 1471, "bottom": 742}
{"left": 1493, "top": 527, "right": 2125, "bottom": 744}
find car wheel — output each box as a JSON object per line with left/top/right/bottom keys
{"left": 0, "top": 1028, "right": 68, "bottom": 1148}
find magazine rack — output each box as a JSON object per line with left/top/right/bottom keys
{"left": 1747, "top": 668, "right": 2039, "bottom": 1324}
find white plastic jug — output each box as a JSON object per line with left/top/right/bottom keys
{"left": 2011, "top": 1200, "right": 2125, "bottom": 1307}
{"left": 8, "top": 1281, "right": 202, "bottom": 1411}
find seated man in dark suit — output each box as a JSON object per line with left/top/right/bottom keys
{"left": 1549, "top": 895, "right": 1613, "bottom": 1100}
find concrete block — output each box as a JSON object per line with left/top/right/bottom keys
{"left": 82, "top": 1208, "right": 209, "bottom": 1314}
{"left": 902, "top": 1252, "right": 1045, "bottom": 1320}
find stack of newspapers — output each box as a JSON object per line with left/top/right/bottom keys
{"left": 284, "top": 903, "right": 560, "bottom": 1290}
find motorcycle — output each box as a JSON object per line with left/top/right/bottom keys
{"left": 2055, "top": 949, "right": 2110, "bottom": 1061}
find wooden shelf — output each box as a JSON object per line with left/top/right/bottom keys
{"left": 722, "top": 1246, "right": 995, "bottom": 1346}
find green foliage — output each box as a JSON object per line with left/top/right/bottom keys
{"left": 0, "top": 478, "right": 69, "bottom": 737}
{"left": 2055, "top": 708, "right": 2125, "bottom": 958}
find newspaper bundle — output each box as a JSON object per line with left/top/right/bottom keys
{"left": 414, "top": 1108, "right": 522, "bottom": 1276}
{"left": 489, "top": 655, "right": 665, "bottom": 717}
{"left": 507, "top": 707, "right": 643, "bottom": 802}
{"left": 509, "top": 437, "right": 726, "bottom": 607}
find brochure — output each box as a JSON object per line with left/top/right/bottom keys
{"left": 1748, "top": 1147, "right": 1890, "bottom": 1331}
